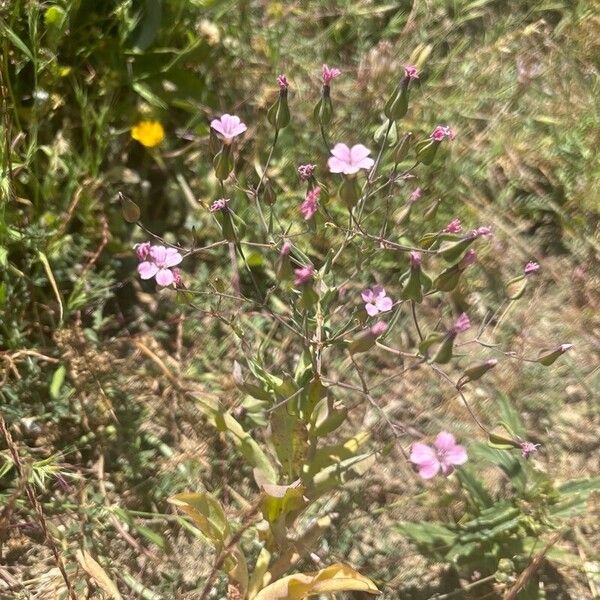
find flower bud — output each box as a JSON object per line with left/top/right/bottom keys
{"left": 457, "top": 359, "right": 498, "bottom": 387}
{"left": 213, "top": 144, "right": 233, "bottom": 181}
{"left": 384, "top": 66, "right": 418, "bottom": 122}
{"left": 401, "top": 252, "right": 424, "bottom": 303}
{"left": 423, "top": 198, "right": 442, "bottom": 221}
{"left": 314, "top": 84, "right": 334, "bottom": 127}
{"left": 262, "top": 178, "right": 277, "bottom": 206}
{"left": 431, "top": 332, "right": 455, "bottom": 364}
{"left": 392, "top": 132, "right": 413, "bottom": 165}
{"left": 339, "top": 176, "right": 360, "bottom": 210}
{"left": 537, "top": 343, "right": 573, "bottom": 366}
{"left": 415, "top": 138, "right": 439, "bottom": 165}
{"left": 208, "top": 128, "right": 221, "bottom": 156}
{"left": 348, "top": 321, "right": 387, "bottom": 355}
{"left": 267, "top": 75, "right": 291, "bottom": 130}
{"left": 505, "top": 274, "right": 528, "bottom": 300}
{"left": 119, "top": 192, "right": 140, "bottom": 223}
{"left": 432, "top": 264, "right": 461, "bottom": 292}
{"left": 438, "top": 236, "right": 476, "bottom": 262}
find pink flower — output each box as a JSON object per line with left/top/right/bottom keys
{"left": 471, "top": 225, "right": 492, "bottom": 238}
{"left": 444, "top": 218, "right": 462, "bottom": 233}
{"left": 453, "top": 312, "right": 471, "bottom": 334}
{"left": 409, "top": 188, "right": 422, "bottom": 203}
{"left": 404, "top": 65, "right": 419, "bottom": 80}
{"left": 134, "top": 242, "right": 151, "bottom": 260}
{"left": 461, "top": 249, "right": 477, "bottom": 267}
{"left": 328, "top": 143, "right": 375, "bottom": 175}
{"left": 519, "top": 441, "right": 539, "bottom": 459}
{"left": 431, "top": 125, "right": 456, "bottom": 141}
{"left": 409, "top": 251, "right": 422, "bottom": 268}
{"left": 280, "top": 240, "right": 292, "bottom": 256}
{"left": 370, "top": 321, "right": 388, "bottom": 336}
{"left": 524, "top": 261, "right": 540, "bottom": 275}
{"left": 322, "top": 64, "right": 341, "bottom": 84}
{"left": 300, "top": 186, "right": 320, "bottom": 220}
{"left": 210, "top": 198, "right": 230, "bottom": 212}
{"left": 172, "top": 268, "right": 182, "bottom": 287}
{"left": 361, "top": 286, "right": 393, "bottom": 316}
{"left": 277, "top": 74, "right": 289, "bottom": 91}
{"left": 294, "top": 265, "right": 314, "bottom": 286}
{"left": 298, "top": 163, "right": 316, "bottom": 182}
{"left": 210, "top": 114, "right": 247, "bottom": 144}
{"left": 137, "top": 245, "right": 183, "bottom": 287}
{"left": 410, "top": 432, "right": 468, "bottom": 479}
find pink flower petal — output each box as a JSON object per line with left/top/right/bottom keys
{"left": 410, "top": 443, "right": 437, "bottom": 466}
{"left": 434, "top": 431, "right": 457, "bottom": 452}
{"left": 365, "top": 303, "right": 379, "bottom": 317}
{"left": 350, "top": 144, "right": 371, "bottom": 164}
{"left": 355, "top": 156, "right": 375, "bottom": 170}
{"left": 375, "top": 296, "right": 393, "bottom": 312}
{"left": 164, "top": 248, "right": 183, "bottom": 268}
{"left": 372, "top": 286, "right": 385, "bottom": 298}
{"left": 330, "top": 143, "right": 351, "bottom": 162}
{"left": 210, "top": 118, "right": 225, "bottom": 136}
{"left": 446, "top": 444, "right": 468, "bottom": 466}
{"left": 149, "top": 245, "right": 167, "bottom": 265}
{"left": 155, "top": 268, "right": 175, "bottom": 286}
{"left": 418, "top": 461, "right": 441, "bottom": 479}
{"left": 361, "top": 289, "right": 375, "bottom": 303}
{"left": 328, "top": 156, "right": 348, "bottom": 173}
{"left": 138, "top": 261, "right": 159, "bottom": 280}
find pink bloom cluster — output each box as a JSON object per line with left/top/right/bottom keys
{"left": 370, "top": 321, "right": 388, "bottom": 336}
{"left": 409, "top": 251, "right": 422, "bottom": 267}
{"left": 431, "top": 125, "right": 456, "bottom": 141}
{"left": 277, "top": 74, "right": 289, "bottom": 91}
{"left": 461, "top": 249, "right": 477, "bottom": 267}
{"left": 210, "top": 114, "right": 247, "bottom": 144}
{"left": 453, "top": 313, "right": 471, "bottom": 334}
{"left": 294, "top": 265, "right": 314, "bottom": 286}
{"left": 328, "top": 143, "right": 374, "bottom": 175}
{"left": 322, "top": 64, "right": 341, "bottom": 84}
{"left": 298, "top": 163, "right": 316, "bottom": 181}
{"left": 404, "top": 65, "right": 419, "bottom": 80}
{"left": 135, "top": 243, "right": 183, "bottom": 287}
{"left": 410, "top": 432, "right": 468, "bottom": 479}
{"left": 280, "top": 240, "right": 292, "bottom": 256}
{"left": 524, "top": 261, "right": 540, "bottom": 275}
{"left": 362, "top": 286, "right": 393, "bottom": 316}
{"left": 300, "top": 187, "right": 320, "bottom": 220}
{"left": 409, "top": 188, "right": 422, "bottom": 203}
{"left": 444, "top": 218, "right": 462, "bottom": 234}
{"left": 469, "top": 225, "right": 493, "bottom": 239}
{"left": 210, "top": 197, "right": 229, "bottom": 213}
{"left": 520, "top": 441, "right": 540, "bottom": 459}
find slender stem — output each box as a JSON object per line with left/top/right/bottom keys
{"left": 411, "top": 301, "right": 424, "bottom": 341}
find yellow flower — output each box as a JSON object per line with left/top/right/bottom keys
{"left": 131, "top": 120, "right": 165, "bottom": 148}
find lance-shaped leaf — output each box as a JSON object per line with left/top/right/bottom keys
{"left": 168, "top": 492, "right": 230, "bottom": 546}
{"left": 254, "top": 470, "right": 307, "bottom": 547}
{"left": 271, "top": 405, "right": 308, "bottom": 478}
{"left": 306, "top": 432, "right": 371, "bottom": 477}
{"left": 214, "top": 410, "right": 277, "bottom": 482}
{"left": 254, "top": 563, "right": 379, "bottom": 600}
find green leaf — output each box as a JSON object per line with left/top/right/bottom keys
{"left": 396, "top": 521, "right": 456, "bottom": 546}
{"left": 50, "top": 365, "right": 66, "bottom": 400}
{"left": 168, "top": 491, "right": 230, "bottom": 546}
{"left": 0, "top": 20, "right": 34, "bottom": 61}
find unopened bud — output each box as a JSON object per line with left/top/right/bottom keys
{"left": 537, "top": 344, "right": 573, "bottom": 366}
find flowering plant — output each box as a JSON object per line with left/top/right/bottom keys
{"left": 125, "top": 63, "right": 575, "bottom": 599}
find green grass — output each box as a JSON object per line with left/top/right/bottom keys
{"left": 0, "top": 0, "right": 598, "bottom": 598}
